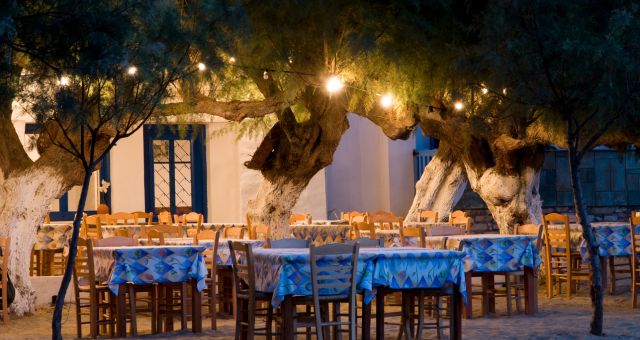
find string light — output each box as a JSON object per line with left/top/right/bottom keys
{"left": 380, "top": 93, "right": 394, "bottom": 109}
{"left": 288, "top": 56, "right": 293, "bottom": 64}
{"left": 325, "top": 75, "right": 344, "bottom": 93}
{"left": 197, "top": 62, "right": 206, "bottom": 71}
{"left": 453, "top": 101, "right": 464, "bottom": 111}
{"left": 263, "top": 70, "right": 269, "bottom": 80}
{"left": 58, "top": 75, "right": 70, "bottom": 86}
{"left": 481, "top": 87, "right": 489, "bottom": 94}
{"left": 228, "top": 57, "right": 236, "bottom": 64}
{"left": 127, "top": 66, "right": 138, "bottom": 76}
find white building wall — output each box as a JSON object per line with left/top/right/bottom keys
{"left": 109, "top": 129, "right": 146, "bottom": 213}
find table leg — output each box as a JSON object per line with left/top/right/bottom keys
{"left": 362, "top": 294, "right": 371, "bottom": 340}
{"left": 464, "top": 272, "right": 473, "bottom": 319}
{"left": 191, "top": 279, "right": 202, "bottom": 333}
{"left": 375, "top": 290, "right": 385, "bottom": 340}
{"left": 451, "top": 284, "right": 462, "bottom": 340}
{"left": 116, "top": 285, "right": 127, "bottom": 337}
{"left": 524, "top": 266, "right": 538, "bottom": 315}
{"left": 599, "top": 256, "right": 608, "bottom": 294}
{"left": 281, "top": 296, "right": 294, "bottom": 339}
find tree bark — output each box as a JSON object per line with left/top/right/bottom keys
{"left": 568, "top": 143, "right": 604, "bottom": 335}
{"left": 405, "top": 144, "right": 468, "bottom": 222}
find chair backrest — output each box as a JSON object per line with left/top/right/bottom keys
{"left": 449, "top": 210, "right": 467, "bottom": 221}
{"left": 268, "top": 238, "right": 310, "bottom": 249}
{"left": 94, "top": 236, "right": 138, "bottom": 247}
{"left": 81, "top": 213, "right": 103, "bottom": 239}
{"left": 73, "top": 238, "right": 96, "bottom": 291}
{"left": 427, "top": 224, "right": 467, "bottom": 236}
{"left": 146, "top": 228, "right": 166, "bottom": 245}
{"left": 197, "top": 230, "right": 221, "bottom": 281}
{"left": 132, "top": 211, "right": 153, "bottom": 225}
{"left": 108, "top": 212, "right": 136, "bottom": 225}
{"left": 399, "top": 224, "right": 426, "bottom": 247}
{"left": 345, "top": 238, "right": 384, "bottom": 248}
{"left": 229, "top": 241, "right": 256, "bottom": 298}
{"left": 44, "top": 213, "right": 51, "bottom": 224}
{"left": 630, "top": 213, "right": 640, "bottom": 271}
{"left": 309, "top": 243, "right": 359, "bottom": 308}
{"left": 290, "top": 213, "right": 307, "bottom": 224}
{"left": 113, "top": 228, "right": 132, "bottom": 238}
{"left": 515, "top": 223, "right": 543, "bottom": 250}
{"left": 346, "top": 211, "right": 368, "bottom": 224}
{"left": 419, "top": 210, "right": 439, "bottom": 223}
{"left": 0, "top": 237, "right": 9, "bottom": 319}
{"left": 369, "top": 210, "right": 403, "bottom": 229}
{"left": 250, "top": 224, "right": 271, "bottom": 241}
{"left": 542, "top": 213, "right": 571, "bottom": 258}
{"left": 157, "top": 211, "right": 173, "bottom": 225}
{"left": 224, "top": 226, "right": 245, "bottom": 239}
{"left": 449, "top": 215, "right": 472, "bottom": 234}
{"left": 183, "top": 212, "right": 203, "bottom": 229}
{"left": 352, "top": 222, "right": 376, "bottom": 239}
{"left": 143, "top": 224, "right": 182, "bottom": 238}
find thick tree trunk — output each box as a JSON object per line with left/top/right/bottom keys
{"left": 568, "top": 146, "right": 604, "bottom": 335}
{"left": 465, "top": 164, "right": 543, "bottom": 234}
{"left": 405, "top": 145, "right": 468, "bottom": 222}
{"left": 0, "top": 165, "right": 70, "bottom": 315}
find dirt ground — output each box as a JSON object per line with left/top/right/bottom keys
{"left": 2, "top": 284, "right": 639, "bottom": 339}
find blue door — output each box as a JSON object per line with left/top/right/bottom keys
{"left": 143, "top": 125, "right": 207, "bottom": 219}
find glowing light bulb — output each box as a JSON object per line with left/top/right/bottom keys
{"left": 263, "top": 70, "right": 269, "bottom": 80}
{"left": 127, "top": 66, "right": 138, "bottom": 76}
{"left": 58, "top": 75, "right": 70, "bottom": 86}
{"left": 228, "top": 57, "right": 236, "bottom": 64}
{"left": 197, "top": 62, "right": 206, "bottom": 71}
{"left": 288, "top": 56, "right": 293, "bottom": 64}
{"left": 502, "top": 88, "right": 508, "bottom": 95}
{"left": 325, "top": 75, "right": 344, "bottom": 93}
{"left": 380, "top": 93, "right": 394, "bottom": 109}
{"left": 453, "top": 101, "right": 464, "bottom": 111}
{"left": 481, "top": 87, "right": 489, "bottom": 94}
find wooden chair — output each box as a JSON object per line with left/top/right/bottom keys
{"left": 195, "top": 230, "right": 221, "bottom": 329}
{"left": 290, "top": 213, "right": 307, "bottom": 224}
{"left": 250, "top": 224, "right": 271, "bottom": 241}
{"left": 399, "top": 224, "right": 426, "bottom": 247}
{"left": 182, "top": 212, "right": 204, "bottom": 232}
{"left": 268, "top": 238, "right": 310, "bottom": 249}
{"left": 449, "top": 215, "right": 473, "bottom": 234}
{"left": 133, "top": 211, "right": 153, "bottom": 225}
{"left": 346, "top": 211, "right": 368, "bottom": 224}
{"left": 291, "top": 243, "right": 359, "bottom": 340}
{"left": 345, "top": 238, "right": 384, "bottom": 248}
{"left": 223, "top": 226, "right": 245, "bottom": 239}
{"left": 352, "top": 222, "right": 376, "bottom": 239}
{"left": 143, "top": 224, "right": 183, "bottom": 238}
{"left": 542, "top": 213, "right": 591, "bottom": 299}
{"left": 113, "top": 228, "right": 133, "bottom": 238}
{"left": 94, "top": 237, "right": 138, "bottom": 247}
{"left": 448, "top": 210, "right": 467, "bottom": 221}
{"left": 369, "top": 210, "right": 403, "bottom": 230}
{"left": 0, "top": 237, "right": 9, "bottom": 324}
{"left": 157, "top": 211, "right": 173, "bottom": 225}
{"left": 72, "top": 238, "right": 115, "bottom": 338}
{"left": 108, "top": 212, "right": 136, "bottom": 225}
{"left": 81, "top": 214, "right": 103, "bottom": 239}
{"left": 229, "top": 241, "right": 278, "bottom": 339}
{"left": 419, "top": 210, "right": 439, "bottom": 223}
{"left": 631, "top": 213, "right": 640, "bottom": 308}
{"left": 145, "top": 228, "right": 165, "bottom": 245}
{"left": 44, "top": 213, "right": 51, "bottom": 224}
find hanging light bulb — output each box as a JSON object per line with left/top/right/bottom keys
{"left": 127, "top": 66, "right": 138, "bottom": 76}
{"left": 263, "top": 70, "right": 269, "bottom": 80}
{"left": 58, "top": 75, "right": 70, "bottom": 86}
{"left": 481, "top": 87, "right": 489, "bottom": 94}
{"left": 197, "top": 62, "right": 206, "bottom": 71}
{"left": 228, "top": 56, "right": 236, "bottom": 64}
{"left": 380, "top": 93, "right": 394, "bottom": 109}
{"left": 453, "top": 101, "right": 465, "bottom": 111}
{"left": 325, "top": 75, "right": 344, "bottom": 93}
{"left": 288, "top": 56, "right": 293, "bottom": 64}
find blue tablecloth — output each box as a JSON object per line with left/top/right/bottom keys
{"left": 579, "top": 223, "right": 639, "bottom": 261}
{"left": 444, "top": 234, "right": 541, "bottom": 272}
{"left": 253, "top": 247, "right": 467, "bottom": 307}
{"left": 94, "top": 245, "right": 208, "bottom": 294}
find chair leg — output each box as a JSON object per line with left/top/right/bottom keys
{"left": 415, "top": 291, "right": 425, "bottom": 340}
{"left": 180, "top": 283, "right": 188, "bottom": 330}
{"left": 211, "top": 278, "right": 217, "bottom": 330}
{"left": 127, "top": 285, "right": 138, "bottom": 336}
{"left": 609, "top": 257, "right": 616, "bottom": 294}
{"left": 332, "top": 302, "right": 340, "bottom": 340}
{"left": 505, "top": 275, "right": 512, "bottom": 316}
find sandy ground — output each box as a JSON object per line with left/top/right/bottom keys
{"left": 2, "top": 284, "right": 639, "bottom": 339}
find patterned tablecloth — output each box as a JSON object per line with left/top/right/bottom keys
{"left": 444, "top": 234, "right": 542, "bottom": 272}
{"left": 35, "top": 223, "right": 72, "bottom": 250}
{"left": 101, "top": 224, "right": 157, "bottom": 238}
{"left": 573, "top": 222, "right": 639, "bottom": 261}
{"left": 290, "top": 225, "right": 351, "bottom": 245}
{"left": 138, "top": 237, "right": 263, "bottom": 266}
{"left": 253, "top": 247, "right": 467, "bottom": 307}
{"left": 93, "top": 245, "right": 208, "bottom": 294}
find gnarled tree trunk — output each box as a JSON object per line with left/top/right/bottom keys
{"left": 405, "top": 143, "right": 468, "bottom": 222}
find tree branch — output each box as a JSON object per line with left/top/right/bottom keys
{"left": 159, "top": 94, "right": 289, "bottom": 122}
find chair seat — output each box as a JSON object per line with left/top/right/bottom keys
{"left": 236, "top": 290, "right": 273, "bottom": 301}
